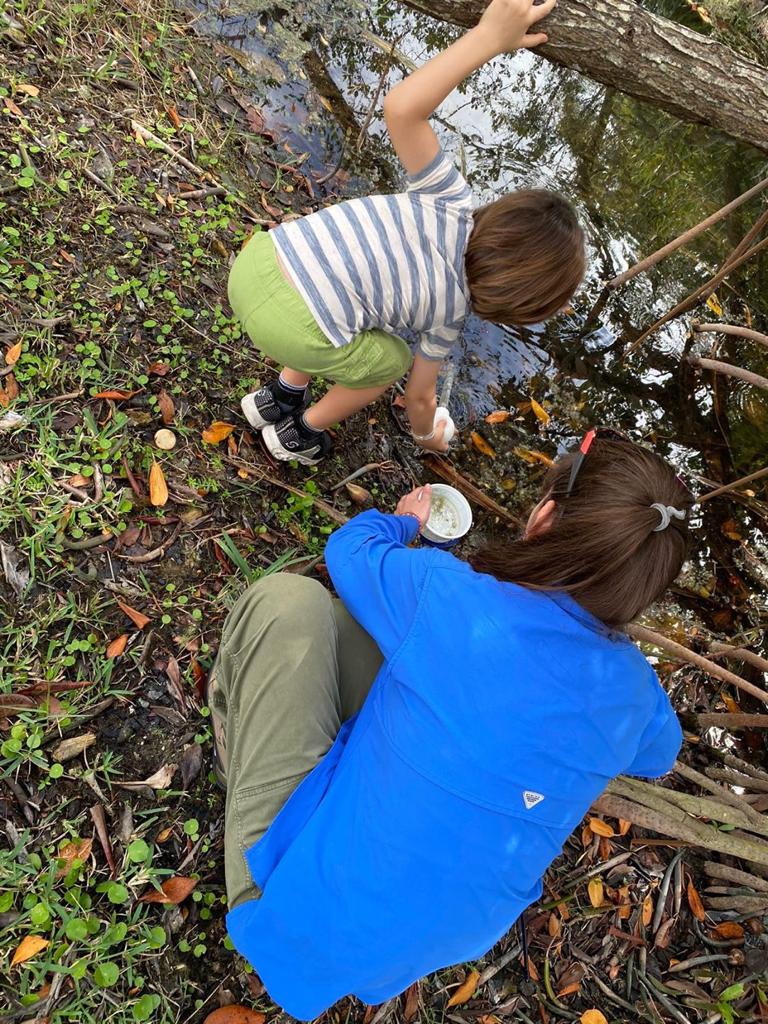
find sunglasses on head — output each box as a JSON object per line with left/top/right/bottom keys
{"left": 564, "top": 427, "right": 630, "bottom": 497}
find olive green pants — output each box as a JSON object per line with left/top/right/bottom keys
{"left": 208, "top": 573, "right": 383, "bottom": 909}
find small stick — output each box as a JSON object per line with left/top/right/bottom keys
{"left": 225, "top": 455, "right": 350, "bottom": 526}
{"left": 316, "top": 129, "right": 348, "bottom": 186}
{"left": 707, "top": 639, "right": 768, "bottom": 673}
{"left": 116, "top": 520, "right": 183, "bottom": 563}
{"left": 694, "top": 713, "right": 768, "bottom": 728}
{"left": 704, "top": 860, "right": 768, "bottom": 893}
{"left": 29, "top": 389, "right": 84, "bottom": 407}
{"left": 83, "top": 167, "right": 121, "bottom": 201}
{"left": 651, "top": 848, "right": 684, "bottom": 934}
{"left": 674, "top": 762, "right": 767, "bottom": 829}
{"left": 174, "top": 186, "right": 227, "bottom": 200}
{"left": 608, "top": 174, "right": 768, "bottom": 289}
{"left": 623, "top": 234, "right": 768, "bottom": 356}
{"left": 697, "top": 465, "right": 768, "bottom": 502}
{"left": 627, "top": 624, "right": 768, "bottom": 705}
{"left": 330, "top": 461, "right": 393, "bottom": 491}
{"left": 716, "top": 205, "right": 768, "bottom": 274}
{"left": 687, "top": 355, "right": 768, "bottom": 393}
{"left": 694, "top": 322, "right": 768, "bottom": 350}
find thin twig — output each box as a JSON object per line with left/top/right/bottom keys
{"left": 697, "top": 465, "right": 768, "bottom": 502}
{"left": 115, "top": 520, "right": 184, "bottom": 563}
{"left": 707, "top": 639, "right": 768, "bottom": 673}
{"left": 694, "top": 321, "right": 768, "bottom": 350}
{"left": 623, "top": 234, "right": 768, "bottom": 357}
{"left": 608, "top": 174, "right": 768, "bottom": 289}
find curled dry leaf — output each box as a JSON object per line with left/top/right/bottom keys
{"left": 149, "top": 461, "right": 168, "bottom": 507}
{"left": 580, "top": 1012, "right": 608, "bottom": 1024}
{"left": 588, "top": 817, "right": 614, "bottom": 837}
{"left": 56, "top": 837, "right": 93, "bottom": 878}
{"left": 120, "top": 762, "right": 177, "bottom": 791}
{"left": 470, "top": 431, "right": 496, "bottom": 458}
{"left": 687, "top": 879, "right": 706, "bottom": 921}
{"left": 530, "top": 398, "right": 550, "bottom": 425}
{"left": 618, "top": 818, "right": 632, "bottom": 836}
{"left": 345, "top": 483, "right": 373, "bottom": 506}
{"left": 654, "top": 916, "right": 677, "bottom": 949}
{"left": 484, "top": 410, "right": 511, "bottom": 424}
{"left": 202, "top": 421, "right": 236, "bottom": 444}
{"left": 147, "top": 362, "right": 171, "bottom": 376}
{"left": 52, "top": 732, "right": 96, "bottom": 762}
{"left": 157, "top": 390, "right": 175, "bottom": 425}
{"left": 712, "top": 921, "right": 744, "bottom": 941}
{"left": 11, "top": 935, "right": 50, "bottom": 967}
{"left": 587, "top": 877, "right": 604, "bottom": 908}
{"left": 139, "top": 875, "right": 197, "bottom": 905}
{"left": 642, "top": 893, "right": 654, "bottom": 926}
{"left": 5, "top": 340, "right": 22, "bottom": 365}
{"left": 117, "top": 601, "right": 151, "bottom": 630}
{"left": 106, "top": 633, "right": 128, "bottom": 658}
{"left": 92, "top": 389, "right": 139, "bottom": 400}
{"left": 17, "top": 83, "right": 40, "bottom": 97}
{"left": 446, "top": 969, "right": 480, "bottom": 1007}
{"left": 204, "top": 1008, "right": 266, "bottom": 1024}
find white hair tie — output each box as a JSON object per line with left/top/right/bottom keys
{"left": 651, "top": 502, "right": 686, "bottom": 532}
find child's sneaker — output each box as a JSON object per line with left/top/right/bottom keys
{"left": 262, "top": 412, "right": 332, "bottom": 465}
{"left": 240, "top": 380, "right": 308, "bottom": 430}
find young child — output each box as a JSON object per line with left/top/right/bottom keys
{"left": 211, "top": 432, "right": 691, "bottom": 1017}
{"left": 228, "top": 0, "right": 584, "bottom": 464}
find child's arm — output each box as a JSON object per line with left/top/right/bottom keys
{"left": 404, "top": 354, "right": 446, "bottom": 451}
{"left": 383, "top": 0, "right": 555, "bottom": 175}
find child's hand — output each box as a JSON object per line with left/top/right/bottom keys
{"left": 413, "top": 419, "right": 451, "bottom": 454}
{"left": 477, "top": 0, "right": 557, "bottom": 52}
{"left": 396, "top": 484, "right": 432, "bottom": 529}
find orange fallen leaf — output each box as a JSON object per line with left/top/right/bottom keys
{"left": 514, "top": 447, "right": 555, "bottom": 467}
{"left": 548, "top": 913, "right": 561, "bottom": 937}
{"left": 147, "top": 362, "right": 171, "bottom": 376}
{"left": 3, "top": 373, "right": 19, "bottom": 402}
{"left": 158, "top": 389, "right": 175, "bottom": 425}
{"left": 139, "top": 875, "right": 197, "bottom": 905}
{"left": 558, "top": 981, "right": 581, "bottom": 998}
{"left": 446, "top": 969, "right": 480, "bottom": 1007}
{"left": 11, "top": 935, "right": 49, "bottom": 967}
{"left": 106, "top": 634, "right": 128, "bottom": 659}
{"left": 5, "top": 341, "right": 22, "bottom": 365}
{"left": 117, "top": 601, "right": 151, "bottom": 630}
{"left": 484, "top": 410, "right": 511, "bottom": 424}
{"left": 581, "top": 824, "right": 593, "bottom": 848}
{"left": 618, "top": 818, "right": 632, "bottom": 836}
{"left": 56, "top": 837, "right": 93, "bottom": 878}
{"left": 687, "top": 879, "right": 705, "bottom": 921}
{"left": 530, "top": 398, "right": 550, "bottom": 425}
{"left": 166, "top": 106, "right": 182, "bottom": 129}
{"left": 642, "top": 893, "right": 654, "bottom": 926}
{"left": 92, "top": 389, "right": 139, "bottom": 400}
{"left": 588, "top": 817, "right": 614, "bottom": 837}
{"left": 711, "top": 921, "right": 744, "bottom": 941}
{"left": 470, "top": 431, "right": 496, "bottom": 458}
{"left": 149, "top": 461, "right": 168, "bottom": 507}
{"left": 156, "top": 826, "right": 174, "bottom": 843}
{"left": 580, "top": 1012, "right": 608, "bottom": 1024}
{"left": 202, "top": 421, "right": 236, "bottom": 445}
{"left": 203, "top": 1007, "right": 266, "bottom": 1024}
{"left": 587, "top": 877, "right": 604, "bottom": 908}
{"left": 3, "top": 97, "right": 25, "bottom": 117}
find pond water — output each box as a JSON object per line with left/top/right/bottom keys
{"left": 195, "top": 0, "right": 767, "bottom": 632}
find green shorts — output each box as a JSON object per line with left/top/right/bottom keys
{"left": 228, "top": 230, "right": 413, "bottom": 389}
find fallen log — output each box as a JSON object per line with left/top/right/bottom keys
{"left": 402, "top": 0, "right": 768, "bottom": 152}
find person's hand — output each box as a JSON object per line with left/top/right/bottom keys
{"left": 396, "top": 484, "right": 432, "bottom": 530}
{"left": 477, "top": 0, "right": 557, "bottom": 52}
{"left": 413, "top": 418, "right": 450, "bottom": 454}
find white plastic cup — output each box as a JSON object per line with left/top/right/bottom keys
{"left": 420, "top": 483, "right": 473, "bottom": 548}
{"left": 434, "top": 406, "right": 455, "bottom": 444}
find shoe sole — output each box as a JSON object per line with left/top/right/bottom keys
{"left": 262, "top": 423, "right": 326, "bottom": 466}
{"left": 240, "top": 392, "right": 276, "bottom": 430}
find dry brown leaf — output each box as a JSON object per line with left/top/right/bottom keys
{"left": 203, "top": 1008, "right": 266, "bottom": 1024}
{"left": 345, "top": 483, "right": 373, "bottom": 506}
{"left": 581, "top": 824, "right": 593, "bottom": 848}
{"left": 106, "top": 633, "right": 128, "bottom": 658}
{"left": 5, "top": 341, "right": 22, "bottom": 365}
{"left": 147, "top": 362, "right": 171, "bottom": 376}
{"left": 618, "top": 818, "right": 632, "bottom": 835}
{"left": 580, "top": 1012, "right": 608, "bottom": 1024}
{"left": 92, "top": 389, "right": 139, "bottom": 400}
{"left": 120, "top": 762, "right": 177, "bottom": 791}
{"left": 11, "top": 935, "right": 49, "bottom": 967}
{"left": 548, "top": 912, "right": 561, "bottom": 937}
{"left": 484, "top": 410, "right": 511, "bottom": 424}
{"left": 530, "top": 398, "right": 550, "bottom": 425}
{"left": 166, "top": 105, "right": 182, "bottom": 129}
{"left": 655, "top": 916, "right": 677, "bottom": 949}
{"left": 403, "top": 982, "right": 420, "bottom": 1023}
{"left": 149, "top": 461, "right": 168, "bottom": 507}
{"left": 587, "top": 877, "right": 604, "bottom": 908}
{"left": 446, "top": 969, "right": 480, "bottom": 1007}
{"left": 558, "top": 981, "right": 581, "bottom": 998}
{"left": 470, "top": 431, "right": 496, "bottom": 458}
{"left": 687, "top": 879, "right": 706, "bottom": 921}
{"left": 158, "top": 389, "right": 175, "bottom": 425}
{"left": 52, "top": 732, "right": 96, "bottom": 762}
{"left": 4, "top": 373, "right": 19, "bottom": 401}
{"left": 202, "top": 421, "right": 236, "bottom": 444}
{"left": 711, "top": 921, "right": 744, "bottom": 941}
{"left": 56, "top": 837, "right": 93, "bottom": 878}
{"left": 588, "top": 817, "right": 614, "bottom": 837}
{"left": 642, "top": 893, "right": 654, "bottom": 926}
{"left": 514, "top": 446, "right": 555, "bottom": 467}
{"left": 3, "top": 97, "right": 25, "bottom": 117}
{"left": 117, "top": 601, "right": 151, "bottom": 630}
{"left": 17, "top": 83, "right": 40, "bottom": 97}
{"left": 721, "top": 518, "right": 742, "bottom": 541}
{"left": 139, "top": 875, "right": 197, "bottom": 905}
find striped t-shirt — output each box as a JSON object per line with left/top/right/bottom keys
{"left": 270, "top": 149, "right": 475, "bottom": 361}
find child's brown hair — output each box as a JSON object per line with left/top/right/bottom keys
{"left": 469, "top": 437, "right": 692, "bottom": 627}
{"left": 465, "top": 191, "right": 586, "bottom": 325}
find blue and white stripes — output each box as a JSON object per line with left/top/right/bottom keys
{"left": 271, "top": 149, "right": 474, "bottom": 361}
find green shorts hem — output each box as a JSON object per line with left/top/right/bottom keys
{"left": 228, "top": 231, "right": 413, "bottom": 389}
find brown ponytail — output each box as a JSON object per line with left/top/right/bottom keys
{"left": 470, "top": 439, "right": 692, "bottom": 627}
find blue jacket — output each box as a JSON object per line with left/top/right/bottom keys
{"left": 227, "top": 511, "right": 681, "bottom": 1018}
